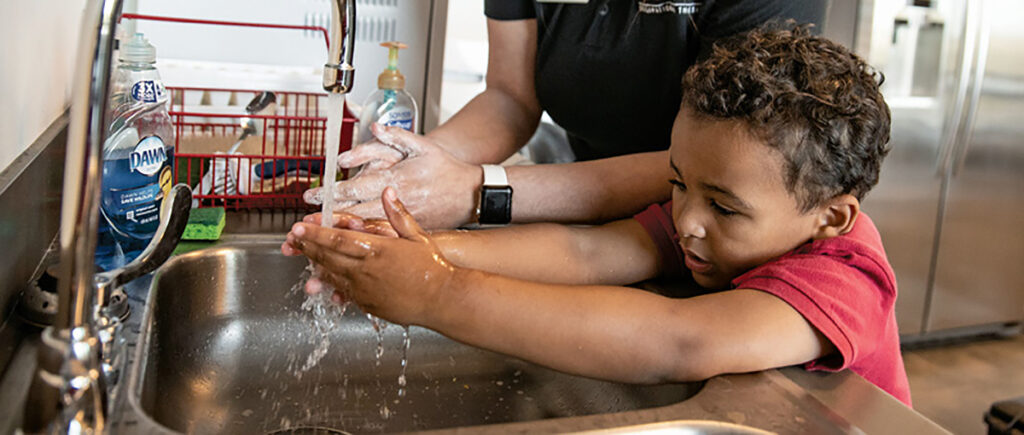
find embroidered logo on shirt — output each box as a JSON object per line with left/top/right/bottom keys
{"left": 637, "top": 1, "right": 702, "bottom": 14}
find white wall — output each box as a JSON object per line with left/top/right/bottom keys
{"left": 439, "top": 0, "right": 488, "bottom": 124}
{"left": 0, "top": 1, "right": 86, "bottom": 173}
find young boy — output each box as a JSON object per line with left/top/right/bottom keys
{"left": 282, "top": 24, "right": 910, "bottom": 406}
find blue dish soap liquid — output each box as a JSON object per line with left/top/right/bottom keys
{"left": 96, "top": 33, "right": 175, "bottom": 271}
{"left": 357, "top": 41, "right": 418, "bottom": 143}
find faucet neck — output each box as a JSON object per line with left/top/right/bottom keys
{"left": 323, "top": 0, "right": 356, "bottom": 94}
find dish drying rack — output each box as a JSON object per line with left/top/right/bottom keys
{"left": 121, "top": 13, "right": 357, "bottom": 210}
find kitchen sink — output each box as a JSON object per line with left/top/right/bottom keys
{"left": 127, "top": 240, "right": 704, "bottom": 434}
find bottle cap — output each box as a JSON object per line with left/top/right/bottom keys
{"left": 120, "top": 33, "right": 156, "bottom": 64}
{"left": 377, "top": 41, "right": 408, "bottom": 90}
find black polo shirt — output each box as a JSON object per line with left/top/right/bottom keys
{"left": 485, "top": 0, "right": 828, "bottom": 161}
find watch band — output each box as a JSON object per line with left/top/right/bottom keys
{"left": 478, "top": 164, "right": 512, "bottom": 225}
{"left": 481, "top": 164, "right": 509, "bottom": 187}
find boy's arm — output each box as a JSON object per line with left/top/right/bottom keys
{"left": 286, "top": 190, "right": 835, "bottom": 383}
{"left": 431, "top": 219, "right": 661, "bottom": 285}
{"left": 428, "top": 273, "right": 836, "bottom": 383}
{"left": 296, "top": 213, "right": 662, "bottom": 286}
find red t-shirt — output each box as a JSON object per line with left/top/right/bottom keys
{"left": 634, "top": 202, "right": 912, "bottom": 406}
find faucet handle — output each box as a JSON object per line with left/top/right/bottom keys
{"left": 94, "top": 183, "right": 192, "bottom": 306}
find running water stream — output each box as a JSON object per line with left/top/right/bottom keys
{"left": 290, "top": 92, "right": 349, "bottom": 375}
{"left": 319, "top": 92, "right": 394, "bottom": 370}
{"left": 320, "top": 92, "right": 345, "bottom": 230}
{"left": 290, "top": 92, "right": 410, "bottom": 420}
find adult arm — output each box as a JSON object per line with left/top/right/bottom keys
{"left": 312, "top": 18, "right": 671, "bottom": 228}
{"left": 315, "top": 125, "right": 673, "bottom": 228}
{"left": 427, "top": 19, "right": 542, "bottom": 164}
{"left": 503, "top": 150, "right": 672, "bottom": 224}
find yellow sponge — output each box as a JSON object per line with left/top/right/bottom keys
{"left": 182, "top": 207, "right": 226, "bottom": 241}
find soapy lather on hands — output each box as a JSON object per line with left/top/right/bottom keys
{"left": 302, "top": 123, "right": 483, "bottom": 230}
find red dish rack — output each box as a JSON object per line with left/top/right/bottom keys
{"left": 121, "top": 13, "right": 357, "bottom": 210}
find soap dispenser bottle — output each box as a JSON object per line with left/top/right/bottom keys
{"left": 357, "top": 41, "right": 418, "bottom": 143}
{"left": 96, "top": 33, "right": 175, "bottom": 271}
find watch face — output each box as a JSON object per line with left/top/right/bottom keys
{"left": 479, "top": 186, "right": 513, "bottom": 225}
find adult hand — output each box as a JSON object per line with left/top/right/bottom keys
{"left": 340, "top": 139, "right": 406, "bottom": 172}
{"left": 303, "top": 123, "right": 482, "bottom": 230}
{"left": 285, "top": 187, "right": 459, "bottom": 325}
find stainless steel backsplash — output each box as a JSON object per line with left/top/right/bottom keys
{"left": 0, "top": 112, "right": 67, "bottom": 371}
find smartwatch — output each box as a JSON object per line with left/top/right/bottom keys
{"left": 477, "top": 164, "right": 512, "bottom": 225}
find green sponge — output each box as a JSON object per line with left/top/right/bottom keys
{"left": 182, "top": 207, "right": 226, "bottom": 241}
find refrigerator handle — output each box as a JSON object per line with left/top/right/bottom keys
{"left": 951, "top": 2, "right": 992, "bottom": 178}
{"left": 935, "top": 0, "right": 980, "bottom": 177}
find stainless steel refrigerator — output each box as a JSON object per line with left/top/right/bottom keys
{"left": 856, "top": 0, "right": 1024, "bottom": 339}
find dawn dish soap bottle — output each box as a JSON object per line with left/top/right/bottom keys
{"left": 357, "top": 41, "right": 418, "bottom": 143}
{"left": 96, "top": 33, "right": 175, "bottom": 271}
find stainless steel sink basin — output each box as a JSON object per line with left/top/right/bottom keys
{"left": 127, "top": 240, "right": 704, "bottom": 434}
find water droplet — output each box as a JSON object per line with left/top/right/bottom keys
{"left": 396, "top": 325, "right": 411, "bottom": 398}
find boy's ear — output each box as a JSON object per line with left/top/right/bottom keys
{"left": 812, "top": 194, "right": 860, "bottom": 240}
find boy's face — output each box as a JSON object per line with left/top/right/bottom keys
{"left": 669, "top": 108, "right": 824, "bottom": 289}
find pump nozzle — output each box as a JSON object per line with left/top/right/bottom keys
{"left": 377, "top": 41, "right": 408, "bottom": 90}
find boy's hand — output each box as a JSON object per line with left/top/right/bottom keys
{"left": 281, "top": 211, "right": 399, "bottom": 257}
{"left": 303, "top": 212, "right": 400, "bottom": 237}
{"left": 285, "top": 187, "right": 457, "bottom": 326}
{"left": 282, "top": 212, "right": 363, "bottom": 257}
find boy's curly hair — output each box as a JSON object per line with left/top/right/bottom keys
{"left": 682, "top": 22, "right": 891, "bottom": 212}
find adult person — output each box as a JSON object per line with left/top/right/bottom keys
{"left": 307, "top": 0, "right": 828, "bottom": 229}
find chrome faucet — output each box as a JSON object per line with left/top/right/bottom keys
{"left": 323, "top": 0, "right": 357, "bottom": 94}
{"left": 22, "top": 0, "right": 357, "bottom": 432}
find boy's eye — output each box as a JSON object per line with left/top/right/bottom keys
{"left": 669, "top": 179, "right": 687, "bottom": 191}
{"left": 710, "top": 199, "right": 737, "bottom": 216}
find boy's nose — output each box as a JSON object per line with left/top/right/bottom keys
{"left": 680, "top": 221, "right": 706, "bottom": 239}
{"left": 675, "top": 203, "right": 707, "bottom": 239}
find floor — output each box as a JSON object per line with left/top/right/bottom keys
{"left": 902, "top": 333, "right": 1024, "bottom": 434}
